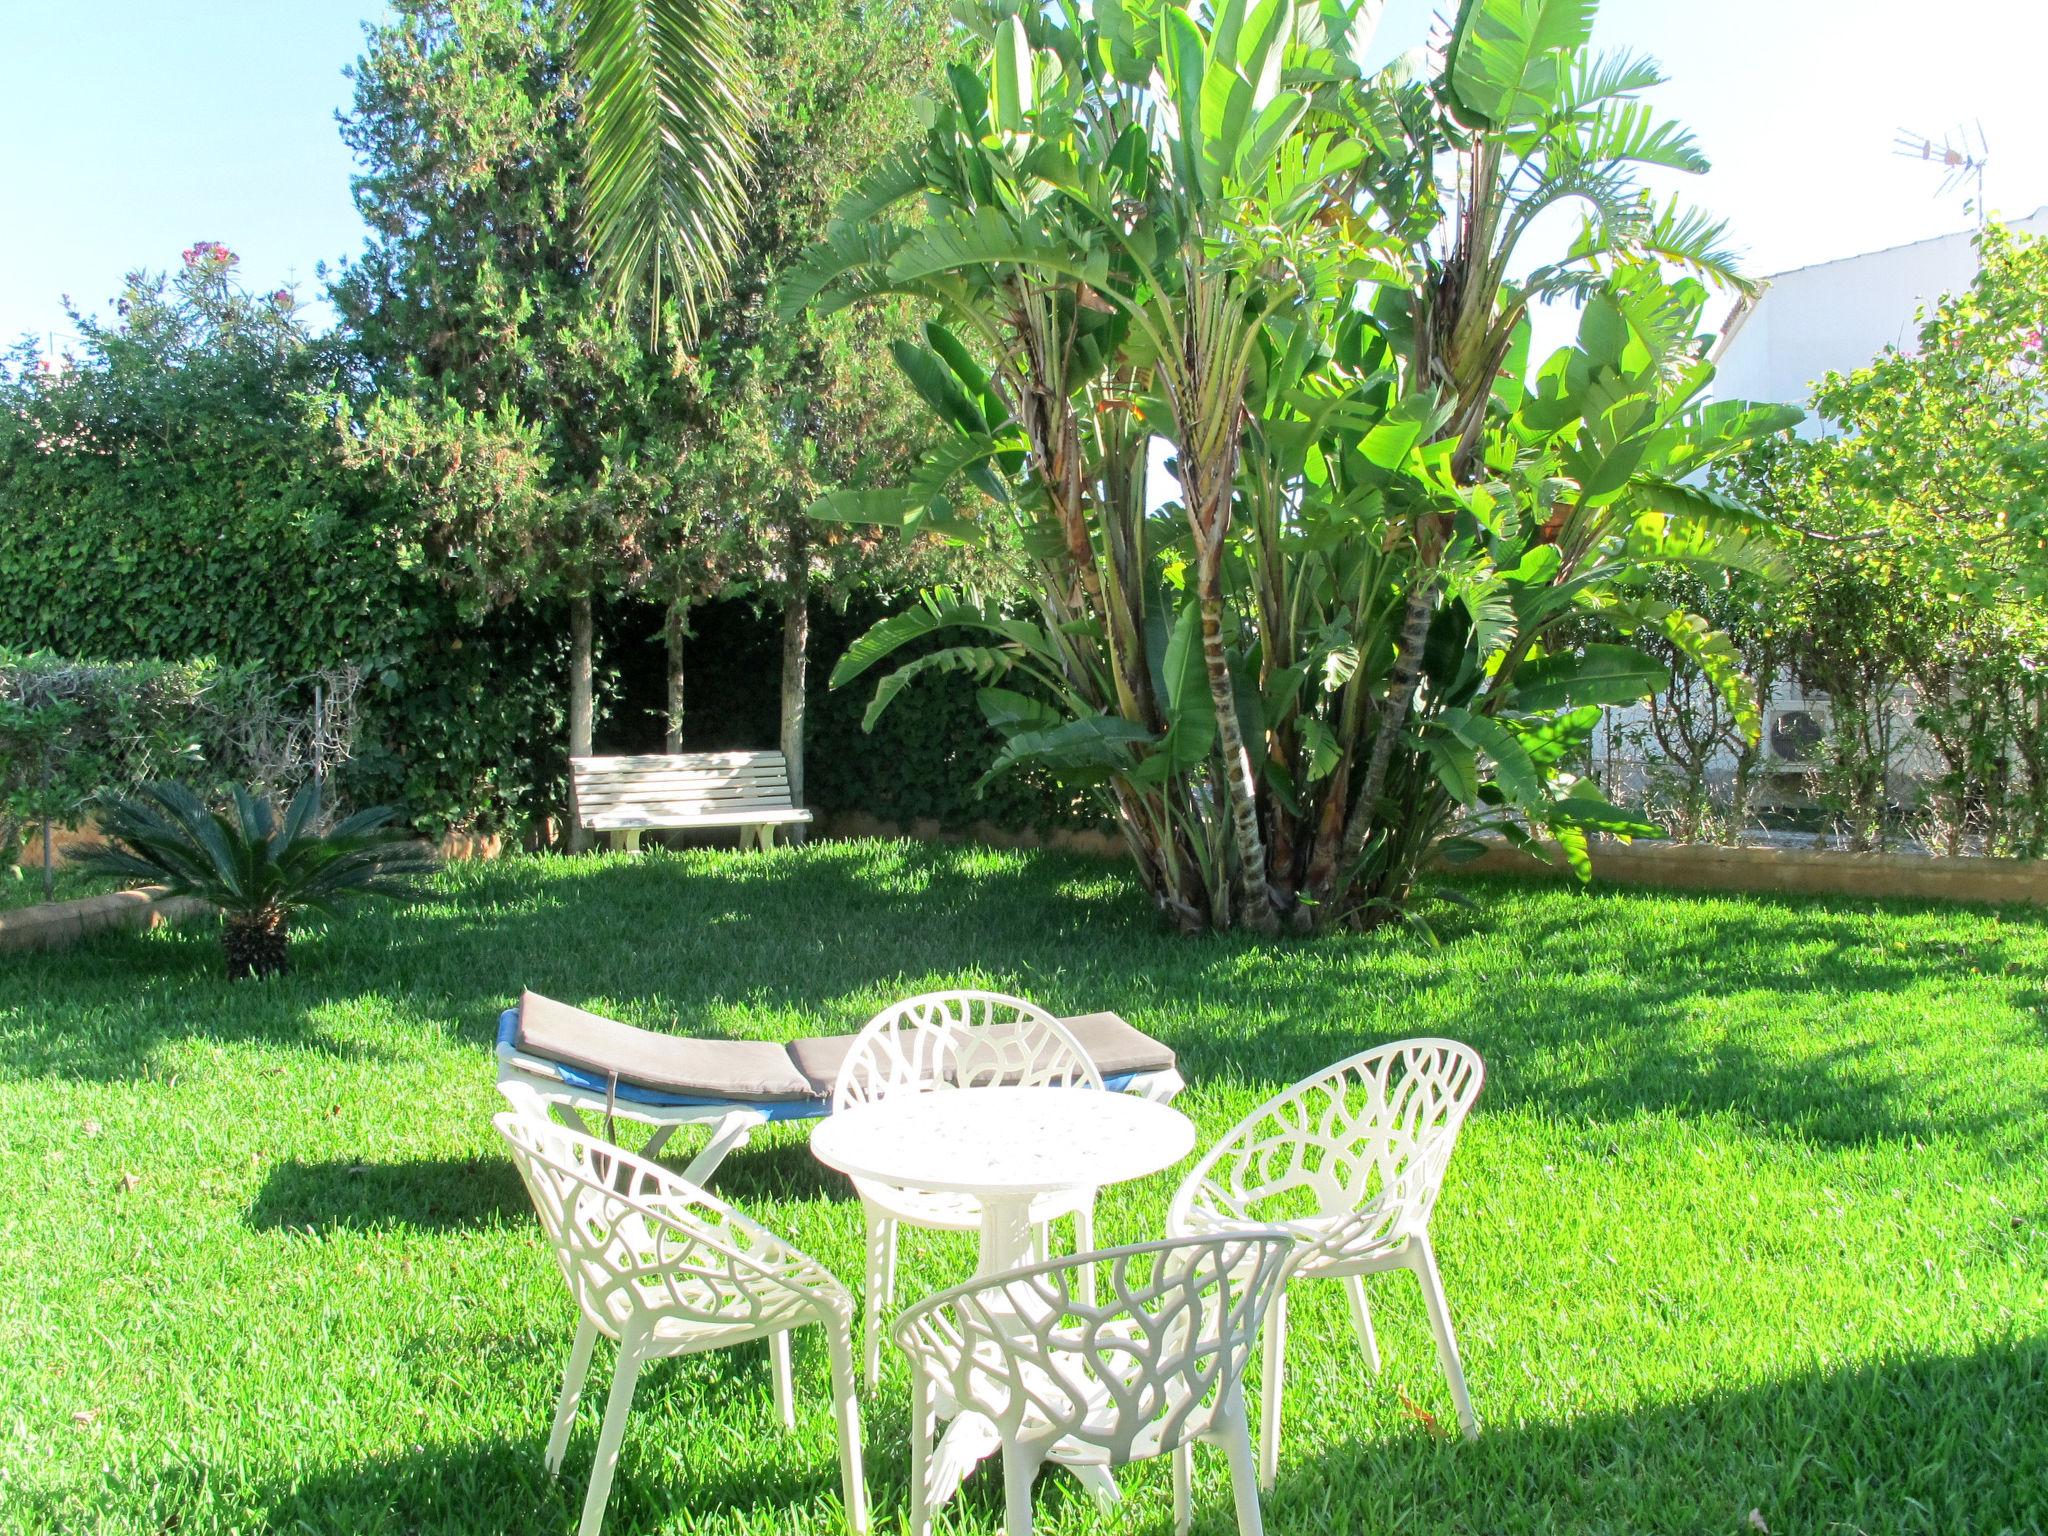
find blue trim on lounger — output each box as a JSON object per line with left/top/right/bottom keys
{"left": 497, "top": 1006, "right": 1147, "bottom": 1115}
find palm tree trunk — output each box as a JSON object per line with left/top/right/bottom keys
{"left": 568, "top": 592, "right": 594, "bottom": 853}
{"left": 779, "top": 515, "right": 810, "bottom": 823}
{"left": 1196, "top": 542, "right": 1278, "bottom": 934}
{"left": 1333, "top": 579, "right": 1435, "bottom": 887}
{"left": 664, "top": 592, "right": 688, "bottom": 754}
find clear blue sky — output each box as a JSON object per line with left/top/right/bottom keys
{"left": 5, "top": 0, "right": 2047, "bottom": 353}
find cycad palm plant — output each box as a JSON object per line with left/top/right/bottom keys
{"left": 76, "top": 783, "right": 436, "bottom": 979}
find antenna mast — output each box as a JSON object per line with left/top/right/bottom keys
{"left": 1893, "top": 124, "right": 1991, "bottom": 228}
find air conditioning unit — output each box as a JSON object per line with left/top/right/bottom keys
{"left": 1764, "top": 704, "right": 1828, "bottom": 774}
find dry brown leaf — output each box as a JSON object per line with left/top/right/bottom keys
{"left": 1397, "top": 1388, "right": 1448, "bottom": 1439}
{"left": 82, "top": 1120, "right": 102, "bottom": 1138}
{"left": 71, "top": 1409, "right": 97, "bottom": 1428}
{"left": 116, "top": 1172, "right": 141, "bottom": 1194}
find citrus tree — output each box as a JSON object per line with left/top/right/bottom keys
{"left": 784, "top": 0, "right": 1795, "bottom": 933}
{"left": 1717, "top": 224, "right": 2048, "bottom": 855}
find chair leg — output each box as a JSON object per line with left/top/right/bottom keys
{"left": 1410, "top": 1235, "right": 1477, "bottom": 1440}
{"left": 1171, "top": 1443, "right": 1193, "bottom": 1536}
{"left": 1001, "top": 1446, "right": 1041, "bottom": 1536}
{"left": 770, "top": 1330, "right": 796, "bottom": 1430}
{"left": 1341, "top": 1274, "right": 1382, "bottom": 1374}
{"left": 827, "top": 1325, "right": 870, "bottom": 1534}
{"left": 862, "top": 1207, "right": 895, "bottom": 1389}
{"left": 1073, "top": 1199, "right": 1097, "bottom": 1305}
{"left": 578, "top": 1336, "right": 646, "bottom": 1536}
{"left": 546, "top": 1316, "right": 600, "bottom": 1474}
{"left": 1219, "top": 1404, "right": 1266, "bottom": 1536}
{"left": 908, "top": 1365, "right": 936, "bottom": 1536}
{"left": 1258, "top": 1287, "right": 1287, "bottom": 1491}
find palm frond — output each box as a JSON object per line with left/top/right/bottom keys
{"left": 1635, "top": 196, "right": 1749, "bottom": 293}
{"left": 571, "top": 0, "right": 761, "bottom": 341}
{"left": 74, "top": 782, "right": 435, "bottom": 925}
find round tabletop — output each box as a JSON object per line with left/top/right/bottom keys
{"left": 809, "top": 1085, "right": 1196, "bottom": 1200}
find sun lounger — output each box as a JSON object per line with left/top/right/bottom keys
{"left": 494, "top": 991, "right": 1187, "bottom": 1185}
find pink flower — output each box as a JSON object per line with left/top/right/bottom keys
{"left": 272, "top": 289, "right": 292, "bottom": 308}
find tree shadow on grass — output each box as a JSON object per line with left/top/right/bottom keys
{"left": 242, "top": 1139, "right": 847, "bottom": 1241}
{"left": 24, "top": 1334, "right": 2041, "bottom": 1534}
{"left": 7, "top": 841, "right": 2045, "bottom": 1157}
{"left": 0, "top": 840, "right": 1131, "bottom": 1085}
{"left": 247, "top": 1156, "right": 531, "bottom": 1234}
{"left": 1268, "top": 1333, "right": 2048, "bottom": 1535}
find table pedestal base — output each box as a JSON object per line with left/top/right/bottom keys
{"left": 921, "top": 1196, "right": 1123, "bottom": 1511}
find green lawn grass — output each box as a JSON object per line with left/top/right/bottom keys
{"left": 1, "top": 840, "right": 2042, "bottom": 1535}
{"left": 0, "top": 861, "right": 124, "bottom": 912}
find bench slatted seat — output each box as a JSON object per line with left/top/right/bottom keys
{"left": 571, "top": 751, "right": 812, "bottom": 852}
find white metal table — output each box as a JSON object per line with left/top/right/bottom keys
{"left": 810, "top": 1085, "right": 1197, "bottom": 1506}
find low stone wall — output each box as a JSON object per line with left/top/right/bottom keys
{"left": 0, "top": 886, "right": 210, "bottom": 955}
{"left": 1452, "top": 839, "right": 2048, "bottom": 906}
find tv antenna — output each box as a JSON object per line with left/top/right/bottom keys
{"left": 1893, "top": 124, "right": 1991, "bottom": 228}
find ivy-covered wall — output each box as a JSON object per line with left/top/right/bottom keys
{"left": 600, "top": 597, "right": 1101, "bottom": 835}
{"left": 0, "top": 475, "right": 1089, "bottom": 838}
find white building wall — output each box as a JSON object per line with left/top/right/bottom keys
{"left": 1601, "top": 213, "right": 2048, "bottom": 838}
{"left": 1710, "top": 205, "right": 2048, "bottom": 425}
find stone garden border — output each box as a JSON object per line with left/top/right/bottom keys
{"left": 0, "top": 885, "right": 209, "bottom": 955}
{"left": 1450, "top": 839, "right": 2047, "bottom": 906}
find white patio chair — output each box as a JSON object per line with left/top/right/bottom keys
{"left": 494, "top": 1085, "right": 869, "bottom": 1536}
{"left": 1166, "top": 1038, "right": 1485, "bottom": 1486}
{"left": 893, "top": 1232, "right": 1295, "bottom": 1536}
{"left": 832, "top": 989, "right": 1105, "bottom": 1385}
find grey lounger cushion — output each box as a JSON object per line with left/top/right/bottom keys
{"left": 516, "top": 990, "right": 816, "bottom": 1102}
{"left": 785, "top": 1009, "right": 1176, "bottom": 1097}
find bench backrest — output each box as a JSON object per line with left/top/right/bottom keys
{"left": 570, "top": 751, "right": 798, "bottom": 829}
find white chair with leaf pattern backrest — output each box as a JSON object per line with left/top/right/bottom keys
{"left": 893, "top": 1232, "right": 1295, "bottom": 1536}
{"left": 1166, "top": 1038, "right": 1485, "bottom": 1487}
{"left": 832, "top": 989, "right": 1105, "bottom": 1385}
{"left": 494, "top": 1084, "right": 869, "bottom": 1536}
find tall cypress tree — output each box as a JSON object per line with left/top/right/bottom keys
{"left": 332, "top": 0, "right": 704, "bottom": 845}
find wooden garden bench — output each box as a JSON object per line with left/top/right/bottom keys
{"left": 569, "top": 751, "right": 813, "bottom": 853}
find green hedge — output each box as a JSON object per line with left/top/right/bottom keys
{"left": 597, "top": 596, "right": 1103, "bottom": 834}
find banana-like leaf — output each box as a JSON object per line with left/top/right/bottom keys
{"left": 1550, "top": 820, "right": 1593, "bottom": 879}
{"left": 861, "top": 645, "right": 1014, "bottom": 731}
{"left": 977, "top": 714, "right": 1154, "bottom": 791}
{"left": 886, "top": 208, "right": 1101, "bottom": 287}
{"left": 1626, "top": 509, "right": 1788, "bottom": 580}
{"left": 1095, "top": 0, "right": 1157, "bottom": 84}
{"left": 1158, "top": 598, "right": 1218, "bottom": 771}
{"left": 1568, "top": 100, "right": 1708, "bottom": 176}
{"left": 977, "top": 686, "right": 1064, "bottom": 736}
{"left": 1550, "top": 780, "right": 1659, "bottom": 837}
{"left": 991, "top": 13, "right": 1035, "bottom": 132}
{"left": 891, "top": 340, "right": 990, "bottom": 435}
{"left": 828, "top": 146, "right": 929, "bottom": 237}
{"left": 1510, "top": 642, "right": 1668, "bottom": 710}
{"left": 1428, "top": 734, "right": 1481, "bottom": 802}
{"left": 1439, "top": 705, "right": 1545, "bottom": 808}
{"left": 1447, "top": 0, "right": 1597, "bottom": 129}
{"left": 1658, "top": 607, "right": 1763, "bottom": 742}
{"left": 809, "top": 488, "right": 924, "bottom": 526}
{"left": 776, "top": 220, "right": 912, "bottom": 322}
